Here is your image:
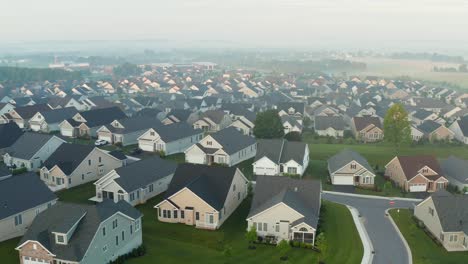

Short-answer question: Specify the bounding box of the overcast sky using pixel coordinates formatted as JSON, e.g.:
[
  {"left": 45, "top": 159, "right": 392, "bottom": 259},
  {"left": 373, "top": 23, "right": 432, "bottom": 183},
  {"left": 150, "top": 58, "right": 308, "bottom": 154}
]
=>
[{"left": 1, "top": 0, "right": 468, "bottom": 53}]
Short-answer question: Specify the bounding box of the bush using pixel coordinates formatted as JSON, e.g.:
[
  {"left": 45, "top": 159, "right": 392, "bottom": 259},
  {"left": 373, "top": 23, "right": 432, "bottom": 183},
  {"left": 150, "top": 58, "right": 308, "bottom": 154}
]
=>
[
  {"left": 114, "top": 142, "right": 123, "bottom": 148},
  {"left": 12, "top": 167, "right": 27, "bottom": 175},
  {"left": 292, "top": 241, "right": 300, "bottom": 247},
  {"left": 284, "top": 131, "right": 302, "bottom": 142},
  {"left": 108, "top": 245, "right": 146, "bottom": 264}
]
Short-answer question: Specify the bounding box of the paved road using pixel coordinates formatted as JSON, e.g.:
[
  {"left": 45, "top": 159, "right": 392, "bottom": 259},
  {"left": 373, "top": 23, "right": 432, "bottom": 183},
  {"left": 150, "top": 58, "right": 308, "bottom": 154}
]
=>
[{"left": 323, "top": 193, "right": 419, "bottom": 264}]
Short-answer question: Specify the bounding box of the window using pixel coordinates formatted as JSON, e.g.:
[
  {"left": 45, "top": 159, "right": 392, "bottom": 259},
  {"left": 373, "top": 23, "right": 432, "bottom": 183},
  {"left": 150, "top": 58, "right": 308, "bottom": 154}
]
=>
[
  {"left": 82, "top": 174, "right": 84, "bottom": 180},
  {"left": 149, "top": 184, "right": 154, "bottom": 192},
  {"left": 263, "top": 223, "right": 267, "bottom": 232},
  {"left": 130, "top": 193, "right": 135, "bottom": 201},
  {"left": 102, "top": 227, "right": 106, "bottom": 236},
  {"left": 181, "top": 211, "right": 185, "bottom": 219},
  {"left": 237, "top": 192, "right": 241, "bottom": 200},
  {"left": 208, "top": 214, "right": 214, "bottom": 224},
  {"left": 88, "top": 160, "right": 91, "bottom": 166},
  {"left": 99, "top": 157, "right": 102, "bottom": 163},
  {"left": 130, "top": 225, "right": 133, "bottom": 234},
  {"left": 299, "top": 227, "right": 308, "bottom": 232},
  {"left": 218, "top": 156, "right": 225, "bottom": 163},
  {"left": 449, "top": 234, "right": 458, "bottom": 242},
  {"left": 14, "top": 214, "right": 22, "bottom": 226},
  {"left": 428, "top": 207, "right": 434, "bottom": 216},
  {"left": 112, "top": 219, "right": 118, "bottom": 229},
  {"left": 350, "top": 163, "right": 357, "bottom": 169},
  {"left": 195, "top": 212, "right": 200, "bottom": 221},
  {"left": 115, "top": 236, "right": 119, "bottom": 246},
  {"left": 33, "top": 244, "right": 37, "bottom": 250},
  {"left": 233, "top": 184, "right": 236, "bottom": 191},
  {"left": 68, "top": 178, "right": 71, "bottom": 185},
  {"left": 135, "top": 219, "right": 140, "bottom": 231},
  {"left": 167, "top": 210, "right": 171, "bottom": 219},
  {"left": 103, "top": 245, "right": 107, "bottom": 252},
  {"left": 57, "top": 235, "right": 64, "bottom": 243},
  {"left": 121, "top": 231, "right": 125, "bottom": 241},
  {"left": 440, "top": 233, "right": 444, "bottom": 241},
  {"left": 207, "top": 141, "right": 212, "bottom": 146},
  {"left": 287, "top": 167, "right": 297, "bottom": 174},
  {"left": 174, "top": 210, "right": 178, "bottom": 219},
  {"left": 163, "top": 210, "right": 167, "bottom": 218},
  {"left": 275, "top": 224, "right": 280, "bottom": 232},
  {"left": 422, "top": 168, "right": 428, "bottom": 173},
  {"left": 257, "top": 222, "right": 263, "bottom": 231}
]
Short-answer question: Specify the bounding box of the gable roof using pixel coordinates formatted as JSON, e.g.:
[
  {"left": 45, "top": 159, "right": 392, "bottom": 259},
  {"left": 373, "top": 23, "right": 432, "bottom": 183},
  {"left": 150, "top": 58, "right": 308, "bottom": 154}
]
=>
[
  {"left": 107, "top": 116, "right": 162, "bottom": 134},
  {"left": 43, "top": 144, "right": 96, "bottom": 175},
  {"left": 254, "top": 139, "right": 307, "bottom": 165},
  {"left": 395, "top": 155, "right": 442, "bottom": 180},
  {"left": 455, "top": 116, "right": 468, "bottom": 137},
  {"left": 314, "top": 116, "right": 345, "bottom": 130},
  {"left": 353, "top": 116, "right": 382, "bottom": 131},
  {"left": 73, "top": 107, "right": 126, "bottom": 128},
  {"left": 18, "top": 200, "right": 141, "bottom": 262},
  {"left": 0, "top": 122, "right": 23, "bottom": 149},
  {"left": 209, "top": 127, "right": 256, "bottom": 155},
  {"left": 413, "top": 109, "right": 434, "bottom": 120},
  {"left": 39, "top": 107, "right": 78, "bottom": 124},
  {"left": 417, "top": 120, "right": 442, "bottom": 134},
  {"left": 152, "top": 122, "right": 202, "bottom": 142},
  {"left": 327, "top": 149, "right": 374, "bottom": 174},
  {"left": 114, "top": 156, "right": 177, "bottom": 192},
  {"left": 6, "top": 132, "right": 62, "bottom": 160},
  {"left": 200, "top": 110, "right": 226, "bottom": 124},
  {"left": 428, "top": 191, "right": 468, "bottom": 233},
  {"left": 0, "top": 172, "right": 57, "bottom": 220},
  {"left": 165, "top": 164, "right": 241, "bottom": 210},
  {"left": 13, "top": 104, "right": 51, "bottom": 119},
  {"left": 440, "top": 156, "right": 468, "bottom": 183},
  {"left": 247, "top": 176, "right": 321, "bottom": 229}
]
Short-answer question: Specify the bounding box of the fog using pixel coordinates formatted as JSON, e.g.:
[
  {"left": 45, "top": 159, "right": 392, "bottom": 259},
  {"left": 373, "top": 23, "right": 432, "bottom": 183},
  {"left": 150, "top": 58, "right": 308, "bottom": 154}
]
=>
[{"left": 1, "top": 0, "right": 468, "bottom": 54}]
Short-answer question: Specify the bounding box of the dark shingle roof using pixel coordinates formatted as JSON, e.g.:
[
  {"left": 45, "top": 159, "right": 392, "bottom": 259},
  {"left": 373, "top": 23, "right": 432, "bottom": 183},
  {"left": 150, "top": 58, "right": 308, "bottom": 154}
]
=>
[
  {"left": 248, "top": 176, "right": 321, "bottom": 229},
  {"left": 353, "top": 116, "right": 382, "bottom": 131},
  {"left": 429, "top": 191, "right": 468, "bottom": 233},
  {"left": 455, "top": 116, "right": 468, "bottom": 136},
  {"left": 114, "top": 156, "right": 177, "bottom": 192},
  {"left": 254, "top": 139, "right": 307, "bottom": 165},
  {"left": 18, "top": 200, "right": 141, "bottom": 262},
  {"left": 328, "top": 149, "right": 374, "bottom": 174},
  {"left": 413, "top": 109, "right": 434, "bottom": 120},
  {"left": 210, "top": 127, "right": 256, "bottom": 155},
  {"left": 74, "top": 106, "right": 126, "bottom": 128},
  {"left": 165, "top": 164, "right": 242, "bottom": 210},
  {"left": 13, "top": 104, "right": 51, "bottom": 119},
  {"left": 395, "top": 155, "right": 442, "bottom": 180},
  {"left": 43, "top": 144, "right": 95, "bottom": 175},
  {"left": 107, "top": 116, "right": 162, "bottom": 134},
  {"left": 440, "top": 156, "right": 468, "bottom": 183},
  {"left": 40, "top": 107, "right": 78, "bottom": 124},
  {"left": 0, "top": 173, "right": 57, "bottom": 219},
  {"left": 0, "top": 122, "right": 23, "bottom": 149},
  {"left": 314, "top": 116, "right": 345, "bottom": 130},
  {"left": 417, "top": 120, "right": 442, "bottom": 134},
  {"left": 6, "top": 133, "right": 62, "bottom": 160},
  {"left": 152, "top": 122, "right": 202, "bottom": 142}
]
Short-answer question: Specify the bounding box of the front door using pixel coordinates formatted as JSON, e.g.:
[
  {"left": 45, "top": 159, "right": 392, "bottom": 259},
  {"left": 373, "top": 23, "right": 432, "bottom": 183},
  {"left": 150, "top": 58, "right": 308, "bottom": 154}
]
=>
[{"left": 185, "top": 209, "right": 194, "bottom": 225}]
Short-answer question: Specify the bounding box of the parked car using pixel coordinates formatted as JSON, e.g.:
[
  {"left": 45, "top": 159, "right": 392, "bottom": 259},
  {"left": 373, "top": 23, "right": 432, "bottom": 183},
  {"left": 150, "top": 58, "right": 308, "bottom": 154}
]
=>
[
  {"left": 130, "top": 148, "right": 143, "bottom": 155},
  {"left": 94, "top": 139, "right": 108, "bottom": 146}
]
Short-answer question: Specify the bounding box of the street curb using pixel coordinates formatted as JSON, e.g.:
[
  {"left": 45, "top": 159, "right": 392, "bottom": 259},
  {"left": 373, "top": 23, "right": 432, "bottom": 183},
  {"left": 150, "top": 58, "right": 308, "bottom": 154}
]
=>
[
  {"left": 344, "top": 205, "right": 374, "bottom": 264},
  {"left": 386, "top": 209, "right": 413, "bottom": 264},
  {"left": 323, "top": 190, "right": 423, "bottom": 202}
]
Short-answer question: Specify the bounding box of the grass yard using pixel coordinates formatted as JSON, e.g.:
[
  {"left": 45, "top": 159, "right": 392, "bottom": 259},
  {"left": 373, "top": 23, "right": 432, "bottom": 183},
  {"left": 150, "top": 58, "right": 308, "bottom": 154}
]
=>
[{"left": 389, "top": 209, "right": 468, "bottom": 264}]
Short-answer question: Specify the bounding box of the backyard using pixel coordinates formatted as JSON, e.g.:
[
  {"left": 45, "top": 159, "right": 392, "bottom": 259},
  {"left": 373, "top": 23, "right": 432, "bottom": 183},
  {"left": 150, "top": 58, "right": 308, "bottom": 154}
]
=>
[{"left": 389, "top": 209, "right": 468, "bottom": 264}]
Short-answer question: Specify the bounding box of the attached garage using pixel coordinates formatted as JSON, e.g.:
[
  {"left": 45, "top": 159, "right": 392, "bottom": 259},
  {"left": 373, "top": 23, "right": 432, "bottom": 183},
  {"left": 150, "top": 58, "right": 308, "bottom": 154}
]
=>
[
  {"left": 139, "top": 140, "right": 155, "bottom": 152},
  {"left": 332, "top": 175, "right": 354, "bottom": 185},
  {"left": 409, "top": 183, "right": 427, "bottom": 192}
]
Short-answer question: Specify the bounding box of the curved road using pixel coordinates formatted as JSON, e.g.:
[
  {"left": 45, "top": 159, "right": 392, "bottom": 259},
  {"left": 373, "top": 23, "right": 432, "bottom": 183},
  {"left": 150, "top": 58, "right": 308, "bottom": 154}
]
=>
[{"left": 323, "top": 193, "right": 419, "bottom": 264}]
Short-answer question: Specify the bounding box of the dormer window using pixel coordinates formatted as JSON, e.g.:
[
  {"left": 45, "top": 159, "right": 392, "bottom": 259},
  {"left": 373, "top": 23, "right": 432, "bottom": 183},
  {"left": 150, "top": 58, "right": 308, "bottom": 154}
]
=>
[{"left": 55, "top": 234, "right": 66, "bottom": 245}]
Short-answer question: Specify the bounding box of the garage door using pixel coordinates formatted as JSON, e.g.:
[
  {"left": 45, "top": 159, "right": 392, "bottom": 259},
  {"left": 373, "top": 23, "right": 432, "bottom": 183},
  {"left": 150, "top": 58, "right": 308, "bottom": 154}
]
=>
[
  {"left": 22, "top": 256, "right": 48, "bottom": 264},
  {"left": 409, "top": 183, "right": 426, "bottom": 192},
  {"left": 332, "top": 175, "right": 354, "bottom": 185}
]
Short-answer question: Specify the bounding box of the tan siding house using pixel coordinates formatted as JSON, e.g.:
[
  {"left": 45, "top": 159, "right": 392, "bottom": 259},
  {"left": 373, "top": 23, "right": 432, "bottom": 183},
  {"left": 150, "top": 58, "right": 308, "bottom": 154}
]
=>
[{"left": 351, "top": 116, "right": 383, "bottom": 142}]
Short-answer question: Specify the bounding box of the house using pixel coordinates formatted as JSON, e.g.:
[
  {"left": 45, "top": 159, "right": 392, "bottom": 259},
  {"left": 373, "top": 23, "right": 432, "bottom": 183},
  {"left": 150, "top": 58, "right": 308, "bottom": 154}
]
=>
[
  {"left": 16, "top": 200, "right": 142, "bottom": 264},
  {"left": 385, "top": 155, "right": 448, "bottom": 192},
  {"left": 192, "top": 110, "right": 233, "bottom": 132},
  {"left": 440, "top": 156, "right": 468, "bottom": 192},
  {"left": 314, "top": 116, "right": 345, "bottom": 138},
  {"left": 281, "top": 115, "right": 303, "bottom": 135},
  {"left": 0, "top": 122, "right": 23, "bottom": 155},
  {"left": 29, "top": 107, "right": 78, "bottom": 133},
  {"left": 5, "top": 104, "right": 51, "bottom": 128},
  {"left": 0, "top": 102, "right": 15, "bottom": 116},
  {"left": 327, "top": 149, "right": 376, "bottom": 186},
  {"left": 417, "top": 120, "right": 454, "bottom": 141},
  {"left": 246, "top": 176, "right": 321, "bottom": 245},
  {"left": 253, "top": 139, "right": 309, "bottom": 176},
  {"left": 0, "top": 173, "right": 58, "bottom": 242},
  {"left": 414, "top": 191, "right": 468, "bottom": 252},
  {"left": 154, "top": 164, "right": 249, "bottom": 230},
  {"left": 59, "top": 107, "right": 126, "bottom": 138},
  {"left": 40, "top": 143, "right": 123, "bottom": 192},
  {"left": 185, "top": 127, "right": 257, "bottom": 166},
  {"left": 47, "top": 96, "right": 85, "bottom": 111},
  {"left": 138, "top": 122, "right": 203, "bottom": 155},
  {"left": 3, "top": 133, "right": 65, "bottom": 171},
  {"left": 411, "top": 109, "right": 438, "bottom": 125},
  {"left": 277, "top": 102, "right": 305, "bottom": 117},
  {"left": 93, "top": 156, "right": 177, "bottom": 206},
  {"left": 97, "top": 116, "right": 162, "bottom": 146},
  {"left": 161, "top": 109, "right": 194, "bottom": 125},
  {"left": 449, "top": 116, "right": 468, "bottom": 144},
  {"left": 351, "top": 116, "right": 384, "bottom": 142}
]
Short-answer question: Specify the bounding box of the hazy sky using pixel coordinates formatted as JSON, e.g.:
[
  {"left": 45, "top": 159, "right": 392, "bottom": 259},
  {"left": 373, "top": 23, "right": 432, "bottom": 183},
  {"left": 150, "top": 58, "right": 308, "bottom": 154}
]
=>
[{"left": 1, "top": 0, "right": 468, "bottom": 52}]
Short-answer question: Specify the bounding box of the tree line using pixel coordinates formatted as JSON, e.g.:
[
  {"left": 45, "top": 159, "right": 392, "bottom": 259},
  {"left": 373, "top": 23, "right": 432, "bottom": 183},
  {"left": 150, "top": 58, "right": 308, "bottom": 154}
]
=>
[{"left": 0, "top": 66, "right": 84, "bottom": 82}]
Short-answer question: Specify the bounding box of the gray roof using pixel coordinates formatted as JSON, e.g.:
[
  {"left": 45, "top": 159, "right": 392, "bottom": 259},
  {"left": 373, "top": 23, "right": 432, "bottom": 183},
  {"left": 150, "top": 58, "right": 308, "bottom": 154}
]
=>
[
  {"left": 0, "top": 173, "right": 57, "bottom": 219},
  {"left": 72, "top": 106, "right": 126, "bottom": 128},
  {"left": 327, "top": 149, "right": 374, "bottom": 174},
  {"left": 19, "top": 200, "right": 142, "bottom": 262},
  {"left": 153, "top": 122, "right": 202, "bottom": 142},
  {"left": 417, "top": 120, "right": 442, "bottom": 134},
  {"left": 429, "top": 191, "right": 468, "bottom": 234},
  {"left": 440, "top": 156, "right": 468, "bottom": 183},
  {"left": 0, "top": 122, "right": 23, "bottom": 149},
  {"left": 6, "top": 132, "right": 62, "bottom": 160},
  {"left": 210, "top": 127, "right": 256, "bottom": 155},
  {"left": 43, "top": 144, "right": 95, "bottom": 175},
  {"left": 412, "top": 109, "right": 434, "bottom": 120},
  {"left": 455, "top": 116, "right": 468, "bottom": 136},
  {"left": 281, "top": 115, "right": 303, "bottom": 129},
  {"left": 248, "top": 176, "right": 321, "bottom": 229},
  {"left": 40, "top": 107, "right": 78, "bottom": 124},
  {"left": 254, "top": 139, "right": 307, "bottom": 165},
  {"left": 314, "top": 116, "right": 345, "bottom": 131},
  {"left": 13, "top": 104, "right": 51, "bottom": 119},
  {"left": 107, "top": 116, "right": 162, "bottom": 134},
  {"left": 114, "top": 156, "right": 177, "bottom": 192},
  {"left": 165, "top": 164, "right": 242, "bottom": 210}
]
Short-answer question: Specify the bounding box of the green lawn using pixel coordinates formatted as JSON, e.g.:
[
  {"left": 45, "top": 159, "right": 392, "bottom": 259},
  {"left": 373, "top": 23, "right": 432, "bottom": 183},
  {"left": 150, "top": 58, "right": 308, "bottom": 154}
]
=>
[
  {"left": 389, "top": 209, "right": 468, "bottom": 264},
  {"left": 0, "top": 238, "right": 20, "bottom": 264}
]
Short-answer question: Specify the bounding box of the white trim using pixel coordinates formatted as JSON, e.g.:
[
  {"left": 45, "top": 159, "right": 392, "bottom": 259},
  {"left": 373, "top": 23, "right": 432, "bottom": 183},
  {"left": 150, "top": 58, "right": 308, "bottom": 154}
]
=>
[
  {"left": 246, "top": 202, "right": 304, "bottom": 221},
  {"left": 15, "top": 240, "right": 56, "bottom": 256}
]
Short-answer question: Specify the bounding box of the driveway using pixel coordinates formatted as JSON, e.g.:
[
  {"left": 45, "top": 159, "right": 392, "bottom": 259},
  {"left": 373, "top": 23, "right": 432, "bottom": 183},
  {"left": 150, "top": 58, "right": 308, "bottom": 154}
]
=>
[{"left": 323, "top": 193, "right": 419, "bottom": 264}]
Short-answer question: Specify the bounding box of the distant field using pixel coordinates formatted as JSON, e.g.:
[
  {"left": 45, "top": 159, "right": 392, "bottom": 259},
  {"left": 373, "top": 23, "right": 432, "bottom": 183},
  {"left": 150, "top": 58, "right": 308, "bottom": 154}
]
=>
[{"left": 350, "top": 57, "right": 468, "bottom": 89}]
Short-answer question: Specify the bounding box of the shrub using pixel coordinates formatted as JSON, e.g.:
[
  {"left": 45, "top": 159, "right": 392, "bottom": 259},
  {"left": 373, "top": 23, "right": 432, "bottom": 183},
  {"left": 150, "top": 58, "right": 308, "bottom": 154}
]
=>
[
  {"left": 293, "top": 241, "right": 300, "bottom": 247},
  {"left": 108, "top": 245, "right": 146, "bottom": 264},
  {"left": 12, "top": 167, "right": 27, "bottom": 175}
]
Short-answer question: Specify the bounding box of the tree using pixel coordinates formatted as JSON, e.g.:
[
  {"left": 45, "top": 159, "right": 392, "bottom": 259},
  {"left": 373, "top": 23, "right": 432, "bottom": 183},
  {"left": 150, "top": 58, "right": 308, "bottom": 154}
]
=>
[
  {"left": 284, "top": 131, "right": 302, "bottom": 141},
  {"left": 383, "top": 103, "right": 411, "bottom": 152},
  {"left": 113, "top": 63, "right": 141, "bottom": 77},
  {"left": 253, "top": 110, "right": 284, "bottom": 139},
  {"left": 245, "top": 225, "right": 257, "bottom": 248},
  {"left": 277, "top": 239, "right": 291, "bottom": 261}
]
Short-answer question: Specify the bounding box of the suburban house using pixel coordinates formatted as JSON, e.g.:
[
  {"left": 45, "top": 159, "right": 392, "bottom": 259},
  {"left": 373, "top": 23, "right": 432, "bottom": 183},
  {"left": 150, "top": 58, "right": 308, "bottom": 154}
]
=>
[
  {"left": 417, "top": 120, "right": 454, "bottom": 141},
  {"left": 154, "top": 164, "right": 249, "bottom": 230},
  {"left": 414, "top": 191, "right": 468, "bottom": 251},
  {"left": 385, "top": 155, "right": 449, "bottom": 192},
  {"left": 16, "top": 200, "right": 143, "bottom": 264},
  {"left": 314, "top": 116, "right": 345, "bottom": 138},
  {"left": 246, "top": 176, "right": 321, "bottom": 245},
  {"left": 3, "top": 133, "right": 65, "bottom": 171},
  {"left": 0, "top": 122, "right": 23, "bottom": 155},
  {"left": 228, "top": 111, "right": 256, "bottom": 136},
  {"left": 253, "top": 139, "right": 309, "bottom": 176},
  {"left": 161, "top": 109, "right": 194, "bottom": 125},
  {"left": 192, "top": 109, "right": 233, "bottom": 132},
  {"left": 137, "top": 122, "right": 203, "bottom": 155},
  {"left": 411, "top": 125, "right": 425, "bottom": 141},
  {"left": 185, "top": 127, "right": 257, "bottom": 166},
  {"left": 59, "top": 106, "right": 126, "bottom": 138},
  {"left": 411, "top": 109, "right": 439, "bottom": 125},
  {"left": 93, "top": 156, "right": 177, "bottom": 206},
  {"left": 40, "top": 143, "right": 123, "bottom": 191},
  {"left": 449, "top": 116, "right": 468, "bottom": 144},
  {"left": 327, "top": 149, "right": 375, "bottom": 186},
  {"left": 96, "top": 116, "right": 162, "bottom": 146},
  {"left": 277, "top": 102, "right": 305, "bottom": 118},
  {"left": 0, "top": 173, "right": 57, "bottom": 242},
  {"left": 281, "top": 115, "right": 303, "bottom": 135},
  {"left": 351, "top": 116, "right": 384, "bottom": 142},
  {"left": 0, "top": 102, "right": 15, "bottom": 116},
  {"left": 47, "top": 96, "right": 85, "bottom": 111},
  {"left": 440, "top": 156, "right": 468, "bottom": 192},
  {"left": 29, "top": 107, "right": 78, "bottom": 133},
  {"left": 5, "top": 104, "right": 51, "bottom": 128}
]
